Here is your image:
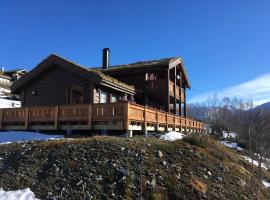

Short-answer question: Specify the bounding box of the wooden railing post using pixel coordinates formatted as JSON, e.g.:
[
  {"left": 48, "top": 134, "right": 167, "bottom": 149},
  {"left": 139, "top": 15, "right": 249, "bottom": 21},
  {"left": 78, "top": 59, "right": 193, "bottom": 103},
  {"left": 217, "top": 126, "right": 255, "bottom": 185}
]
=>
[
  {"left": 174, "top": 115, "right": 176, "bottom": 131},
  {"left": 88, "top": 104, "right": 92, "bottom": 129},
  {"left": 24, "top": 107, "right": 29, "bottom": 129},
  {"left": 166, "top": 113, "right": 168, "bottom": 131},
  {"left": 156, "top": 110, "right": 159, "bottom": 132},
  {"left": 54, "top": 105, "right": 59, "bottom": 129},
  {"left": 123, "top": 102, "right": 129, "bottom": 131},
  {"left": 0, "top": 109, "right": 3, "bottom": 129},
  {"left": 143, "top": 107, "right": 147, "bottom": 133}
]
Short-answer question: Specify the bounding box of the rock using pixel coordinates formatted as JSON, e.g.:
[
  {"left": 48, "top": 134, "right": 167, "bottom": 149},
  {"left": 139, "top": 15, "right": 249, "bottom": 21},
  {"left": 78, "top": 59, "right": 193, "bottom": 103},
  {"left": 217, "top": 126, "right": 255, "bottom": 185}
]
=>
[
  {"left": 162, "top": 161, "right": 167, "bottom": 166},
  {"left": 239, "top": 179, "right": 246, "bottom": 187},
  {"left": 158, "top": 176, "right": 164, "bottom": 182},
  {"left": 120, "top": 147, "right": 125, "bottom": 151},
  {"left": 157, "top": 150, "right": 163, "bottom": 158},
  {"left": 118, "top": 168, "right": 128, "bottom": 177},
  {"left": 217, "top": 177, "right": 223, "bottom": 181},
  {"left": 77, "top": 180, "right": 83, "bottom": 186},
  {"left": 204, "top": 175, "right": 208, "bottom": 179},
  {"left": 97, "top": 175, "right": 103, "bottom": 181},
  {"left": 207, "top": 171, "right": 212, "bottom": 176}
]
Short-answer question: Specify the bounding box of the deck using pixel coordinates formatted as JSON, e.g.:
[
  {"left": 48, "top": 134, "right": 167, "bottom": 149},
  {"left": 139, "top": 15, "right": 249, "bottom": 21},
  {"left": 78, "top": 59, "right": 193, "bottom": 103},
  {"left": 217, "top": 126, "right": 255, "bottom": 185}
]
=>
[{"left": 0, "top": 102, "right": 203, "bottom": 133}]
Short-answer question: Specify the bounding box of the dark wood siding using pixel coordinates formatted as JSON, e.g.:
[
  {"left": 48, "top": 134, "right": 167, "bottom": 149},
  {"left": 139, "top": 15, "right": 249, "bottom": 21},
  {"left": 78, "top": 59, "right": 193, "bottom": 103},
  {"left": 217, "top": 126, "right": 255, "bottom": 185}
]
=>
[{"left": 22, "top": 65, "right": 92, "bottom": 106}]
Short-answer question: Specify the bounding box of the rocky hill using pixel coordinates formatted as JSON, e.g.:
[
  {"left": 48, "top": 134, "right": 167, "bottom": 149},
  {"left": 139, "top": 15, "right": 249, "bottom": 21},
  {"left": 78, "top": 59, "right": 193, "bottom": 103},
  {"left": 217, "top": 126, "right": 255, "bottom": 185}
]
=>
[{"left": 0, "top": 135, "right": 269, "bottom": 200}]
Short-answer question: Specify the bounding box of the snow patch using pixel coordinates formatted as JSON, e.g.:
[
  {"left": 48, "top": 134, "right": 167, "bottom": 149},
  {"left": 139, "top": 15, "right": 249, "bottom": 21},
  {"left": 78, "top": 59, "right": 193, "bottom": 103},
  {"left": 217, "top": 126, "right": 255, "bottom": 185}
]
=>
[
  {"left": 222, "top": 131, "right": 237, "bottom": 139},
  {"left": 0, "top": 188, "right": 39, "bottom": 200},
  {"left": 241, "top": 155, "right": 269, "bottom": 170},
  {"left": 262, "top": 180, "right": 270, "bottom": 188},
  {"left": 160, "top": 131, "right": 185, "bottom": 141},
  {"left": 0, "top": 98, "right": 20, "bottom": 108},
  {"left": 0, "top": 131, "right": 64, "bottom": 145},
  {"left": 220, "top": 141, "right": 243, "bottom": 151}
]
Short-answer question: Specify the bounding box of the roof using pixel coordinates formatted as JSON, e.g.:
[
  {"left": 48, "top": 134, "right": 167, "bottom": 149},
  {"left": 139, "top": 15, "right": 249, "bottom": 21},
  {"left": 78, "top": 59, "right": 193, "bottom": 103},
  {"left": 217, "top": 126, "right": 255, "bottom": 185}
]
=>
[
  {"left": 100, "top": 57, "right": 178, "bottom": 71},
  {"left": 97, "top": 57, "right": 191, "bottom": 88},
  {"left": 4, "top": 69, "right": 27, "bottom": 73},
  {"left": 0, "top": 73, "right": 11, "bottom": 80},
  {"left": 11, "top": 54, "right": 135, "bottom": 95}
]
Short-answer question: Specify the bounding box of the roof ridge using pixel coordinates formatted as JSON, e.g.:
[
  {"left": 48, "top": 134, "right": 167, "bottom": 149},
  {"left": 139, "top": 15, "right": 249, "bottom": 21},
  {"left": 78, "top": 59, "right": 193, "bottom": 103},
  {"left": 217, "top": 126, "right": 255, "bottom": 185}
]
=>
[{"left": 109, "top": 56, "right": 180, "bottom": 68}]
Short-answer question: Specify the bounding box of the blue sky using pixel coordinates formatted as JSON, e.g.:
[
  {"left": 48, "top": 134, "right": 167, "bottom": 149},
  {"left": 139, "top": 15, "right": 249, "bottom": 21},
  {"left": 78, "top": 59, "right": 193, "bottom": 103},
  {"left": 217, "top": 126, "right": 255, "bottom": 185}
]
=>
[{"left": 0, "top": 0, "right": 270, "bottom": 105}]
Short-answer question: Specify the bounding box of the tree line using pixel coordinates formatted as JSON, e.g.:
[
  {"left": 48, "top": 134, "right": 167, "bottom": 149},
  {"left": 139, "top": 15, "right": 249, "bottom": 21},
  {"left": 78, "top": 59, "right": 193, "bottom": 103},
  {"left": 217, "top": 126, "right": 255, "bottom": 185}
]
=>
[{"left": 188, "top": 95, "right": 270, "bottom": 170}]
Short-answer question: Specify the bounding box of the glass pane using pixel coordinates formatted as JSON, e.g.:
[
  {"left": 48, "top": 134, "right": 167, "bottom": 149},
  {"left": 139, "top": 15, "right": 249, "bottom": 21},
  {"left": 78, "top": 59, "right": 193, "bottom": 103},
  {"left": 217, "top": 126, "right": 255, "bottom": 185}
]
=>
[
  {"left": 100, "top": 91, "right": 107, "bottom": 103},
  {"left": 111, "top": 95, "right": 117, "bottom": 103}
]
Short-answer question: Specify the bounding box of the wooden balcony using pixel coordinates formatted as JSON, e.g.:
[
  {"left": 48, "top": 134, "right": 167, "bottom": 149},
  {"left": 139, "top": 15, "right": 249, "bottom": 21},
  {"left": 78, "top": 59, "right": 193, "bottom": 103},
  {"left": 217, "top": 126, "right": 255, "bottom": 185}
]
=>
[
  {"left": 146, "top": 80, "right": 185, "bottom": 102},
  {"left": 0, "top": 102, "right": 204, "bottom": 132},
  {"left": 169, "top": 81, "right": 184, "bottom": 102}
]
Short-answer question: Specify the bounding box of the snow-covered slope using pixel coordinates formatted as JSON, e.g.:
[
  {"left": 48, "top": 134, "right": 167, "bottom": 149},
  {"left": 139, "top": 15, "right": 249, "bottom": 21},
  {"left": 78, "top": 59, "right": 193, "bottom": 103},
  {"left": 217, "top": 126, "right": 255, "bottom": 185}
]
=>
[
  {"left": 0, "top": 131, "right": 64, "bottom": 145},
  {"left": 0, "top": 188, "right": 39, "bottom": 200}
]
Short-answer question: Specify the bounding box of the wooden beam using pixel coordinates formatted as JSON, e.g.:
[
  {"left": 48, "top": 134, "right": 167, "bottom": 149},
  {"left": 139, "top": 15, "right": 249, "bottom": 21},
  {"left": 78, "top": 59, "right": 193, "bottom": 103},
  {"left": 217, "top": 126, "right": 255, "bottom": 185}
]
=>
[
  {"left": 179, "top": 71, "right": 182, "bottom": 116},
  {"left": 174, "top": 66, "right": 177, "bottom": 114},
  {"left": 184, "top": 87, "right": 187, "bottom": 117},
  {"left": 167, "top": 69, "right": 170, "bottom": 112}
]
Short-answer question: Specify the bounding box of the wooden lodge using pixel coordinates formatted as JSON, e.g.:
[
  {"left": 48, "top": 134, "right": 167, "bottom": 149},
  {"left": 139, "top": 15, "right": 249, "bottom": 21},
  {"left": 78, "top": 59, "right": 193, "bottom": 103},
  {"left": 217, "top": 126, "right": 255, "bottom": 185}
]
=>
[{"left": 0, "top": 49, "right": 203, "bottom": 135}]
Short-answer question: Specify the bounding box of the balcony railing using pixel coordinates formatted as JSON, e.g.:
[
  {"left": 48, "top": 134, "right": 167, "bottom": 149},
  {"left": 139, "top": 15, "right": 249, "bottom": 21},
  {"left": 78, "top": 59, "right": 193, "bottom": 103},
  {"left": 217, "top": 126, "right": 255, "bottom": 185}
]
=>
[{"left": 0, "top": 102, "right": 204, "bottom": 132}]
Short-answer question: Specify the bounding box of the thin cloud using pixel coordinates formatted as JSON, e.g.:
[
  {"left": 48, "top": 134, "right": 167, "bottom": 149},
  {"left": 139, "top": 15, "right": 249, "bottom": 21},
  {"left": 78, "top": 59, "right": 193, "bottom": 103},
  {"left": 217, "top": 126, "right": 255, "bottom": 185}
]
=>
[{"left": 189, "top": 72, "right": 270, "bottom": 106}]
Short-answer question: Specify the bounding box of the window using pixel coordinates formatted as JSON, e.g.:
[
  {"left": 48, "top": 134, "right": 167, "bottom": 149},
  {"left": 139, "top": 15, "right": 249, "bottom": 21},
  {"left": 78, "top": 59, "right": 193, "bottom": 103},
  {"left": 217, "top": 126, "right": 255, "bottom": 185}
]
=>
[
  {"left": 69, "top": 86, "right": 84, "bottom": 104},
  {"left": 111, "top": 94, "right": 118, "bottom": 103},
  {"left": 100, "top": 91, "right": 107, "bottom": 103}
]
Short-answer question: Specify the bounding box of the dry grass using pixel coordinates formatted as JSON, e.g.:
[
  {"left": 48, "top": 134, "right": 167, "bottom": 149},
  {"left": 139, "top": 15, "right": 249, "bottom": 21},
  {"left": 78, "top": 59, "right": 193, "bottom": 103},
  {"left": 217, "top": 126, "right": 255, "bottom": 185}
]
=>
[{"left": 191, "top": 178, "right": 207, "bottom": 193}]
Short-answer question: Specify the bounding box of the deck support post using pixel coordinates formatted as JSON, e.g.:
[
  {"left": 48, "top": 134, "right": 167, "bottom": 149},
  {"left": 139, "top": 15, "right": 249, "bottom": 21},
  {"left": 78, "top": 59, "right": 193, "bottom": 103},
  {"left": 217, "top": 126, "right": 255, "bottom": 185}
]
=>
[{"left": 126, "top": 130, "right": 133, "bottom": 138}]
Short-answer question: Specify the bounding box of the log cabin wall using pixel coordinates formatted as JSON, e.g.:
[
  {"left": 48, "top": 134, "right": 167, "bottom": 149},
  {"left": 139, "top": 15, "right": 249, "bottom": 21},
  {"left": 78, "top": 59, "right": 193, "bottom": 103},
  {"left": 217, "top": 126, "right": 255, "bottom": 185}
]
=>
[{"left": 21, "top": 65, "right": 92, "bottom": 107}]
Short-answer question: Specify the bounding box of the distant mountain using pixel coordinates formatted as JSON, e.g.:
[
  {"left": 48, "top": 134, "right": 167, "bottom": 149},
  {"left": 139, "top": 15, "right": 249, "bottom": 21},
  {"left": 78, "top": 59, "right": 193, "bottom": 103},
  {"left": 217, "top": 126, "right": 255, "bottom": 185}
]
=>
[{"left": 254, "top": 102, "right": 270, "bottom": 110}]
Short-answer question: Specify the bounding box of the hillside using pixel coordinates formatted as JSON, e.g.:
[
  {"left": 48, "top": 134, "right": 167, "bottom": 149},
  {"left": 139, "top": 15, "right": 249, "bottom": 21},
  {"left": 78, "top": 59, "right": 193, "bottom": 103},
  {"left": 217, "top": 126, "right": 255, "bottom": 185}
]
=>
[
  {"left": 254, "top": 101, "right": 270, "bottom": 110},
  {"left": 0, "top": 135, "right": 269, "bottom": 199}
]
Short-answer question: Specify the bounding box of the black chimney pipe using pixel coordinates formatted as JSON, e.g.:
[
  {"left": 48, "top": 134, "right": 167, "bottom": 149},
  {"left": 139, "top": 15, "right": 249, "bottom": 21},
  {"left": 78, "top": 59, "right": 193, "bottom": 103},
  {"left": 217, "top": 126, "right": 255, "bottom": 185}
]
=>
[{"left": 102, "top": 48, "right": 110, "bottom": 69}]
